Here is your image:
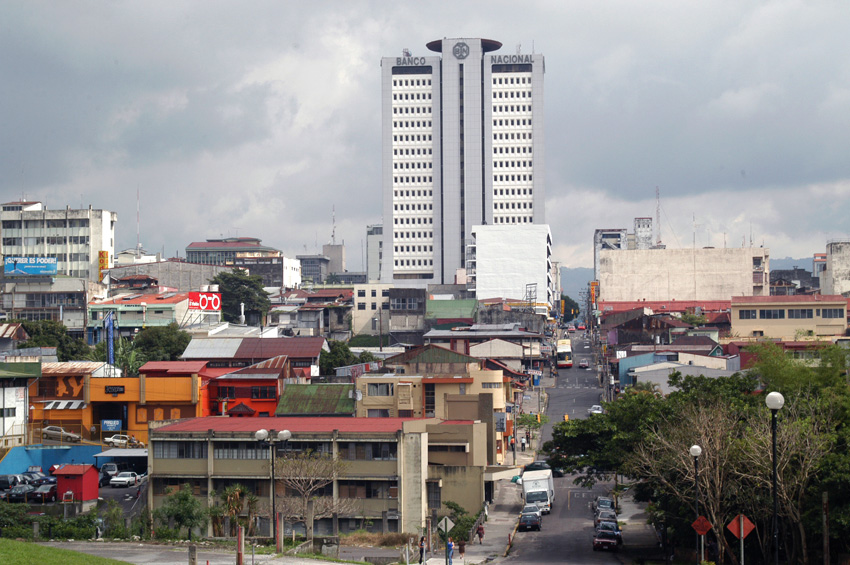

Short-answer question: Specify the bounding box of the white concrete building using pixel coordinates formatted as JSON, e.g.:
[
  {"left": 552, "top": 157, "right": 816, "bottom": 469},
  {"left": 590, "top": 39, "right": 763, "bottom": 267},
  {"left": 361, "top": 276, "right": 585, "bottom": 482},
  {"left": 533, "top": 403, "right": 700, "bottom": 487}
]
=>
[
  {"left": 352, "top": 282, "right": 393, "bottom": 336},
  {"left": 366, "top": 224, "right": 383, "bottom": 282},
  {"left": 468, "top": 224, "right": 553, "bottom": 307},
  {"left": 1, "top": 201, "right": 117, "bottom": 282},
  {"left": 598, "top": 247, "right": 770, "bottom": 302},
  {"left": 282, "top": 256, "right": 302, "bottom": 289},
  {"left": 822, "top": 239, "right": 850, "bottom": 296},
  {"left": 381, "top": 38, "right": 545, "bottom": 286}
]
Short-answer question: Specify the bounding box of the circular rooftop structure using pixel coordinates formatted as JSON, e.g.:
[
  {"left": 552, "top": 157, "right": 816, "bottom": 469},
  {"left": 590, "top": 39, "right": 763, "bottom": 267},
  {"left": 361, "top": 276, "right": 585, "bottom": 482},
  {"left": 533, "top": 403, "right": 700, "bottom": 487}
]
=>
[{"left": 426, "top": 39, "right": 502, "bottom": 53}]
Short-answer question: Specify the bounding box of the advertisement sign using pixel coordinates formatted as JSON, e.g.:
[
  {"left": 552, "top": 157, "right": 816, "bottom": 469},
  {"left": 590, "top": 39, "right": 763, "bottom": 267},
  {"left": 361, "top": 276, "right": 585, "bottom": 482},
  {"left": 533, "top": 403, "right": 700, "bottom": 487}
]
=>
[
  {"left": 105, "top": 385, "right": 125, "bottom": 395},
  {"left": 101, "top": 419, "right": 122, "bottom": 432},
  {"left": 98, "top": 251, "right": 109, "bottom": 281},
  {"left": 589, "top": 280, "right": 599, "bottom": 306},
  {"left": 4, "top": 256, "right": 58, "bottom": 276},
  {"left": 189, "top": 292, "right": 222, "bottom": 311}
]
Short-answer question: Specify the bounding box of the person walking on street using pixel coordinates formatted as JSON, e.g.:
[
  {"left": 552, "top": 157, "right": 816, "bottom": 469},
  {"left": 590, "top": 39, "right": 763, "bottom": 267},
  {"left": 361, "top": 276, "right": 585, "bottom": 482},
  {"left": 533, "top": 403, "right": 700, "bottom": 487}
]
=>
[
  {"left": 458, "top": 538, "right": 466, "bottom": 561},
  {"left": 418, "top": 536, "right": 426, "bottom": 564},
  {"left": 477, "top": 523, "right": 485, "bottom": 544},
  {"left": 447, "top": 537, "right": 454, "bottom": 565},
  {"left": 520, "top": 435, "right": 527, "bottom": 452}
]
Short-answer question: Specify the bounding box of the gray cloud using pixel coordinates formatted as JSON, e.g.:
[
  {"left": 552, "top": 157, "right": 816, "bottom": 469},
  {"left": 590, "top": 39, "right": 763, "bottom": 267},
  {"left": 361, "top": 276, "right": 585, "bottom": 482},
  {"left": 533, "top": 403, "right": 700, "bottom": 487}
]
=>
[{"left": 2, "top": 1, "right": 849, "bottom": 270}]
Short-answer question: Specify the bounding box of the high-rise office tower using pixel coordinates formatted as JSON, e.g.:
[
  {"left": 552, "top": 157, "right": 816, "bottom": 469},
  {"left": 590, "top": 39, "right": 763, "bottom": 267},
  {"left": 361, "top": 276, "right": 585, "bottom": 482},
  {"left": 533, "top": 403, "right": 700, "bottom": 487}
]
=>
[{"left": 381, "top": 38, "right": 545, "bottom": 285}]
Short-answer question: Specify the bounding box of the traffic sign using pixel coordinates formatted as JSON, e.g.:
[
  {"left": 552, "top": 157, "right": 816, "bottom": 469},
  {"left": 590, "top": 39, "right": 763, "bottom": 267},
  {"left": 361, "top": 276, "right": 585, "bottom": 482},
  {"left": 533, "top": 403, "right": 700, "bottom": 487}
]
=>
[
  {"left": 438, "top": 516, "right": 455, "bottom": 533},
  {"left": 691, "top": 516, "right": 711, "bottom": 536},
  {"left": 727, "top": 514, "right": 755, "bottom": 539}
]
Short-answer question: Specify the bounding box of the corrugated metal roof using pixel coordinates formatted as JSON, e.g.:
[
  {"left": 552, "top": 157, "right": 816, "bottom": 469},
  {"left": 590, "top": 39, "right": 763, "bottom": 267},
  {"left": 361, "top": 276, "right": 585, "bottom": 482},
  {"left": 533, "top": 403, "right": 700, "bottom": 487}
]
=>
[
  {"left": 140, "top": 361, "right": 209, "bottom": 374},
  {"left": 155, "top": 415, "right": 409, "bottom": 434},
  {"left": 41, "top": 362, "right": 107, "bottom": 375},
  {"left": 384, "top": 344, "right": 479, "bottom": 366},
  {"left": 90, "top": 292, "right": 189, "bottom": 306},
  {"left": 0, "top": 323, "right": 28, "bottom": 340},
  {"left": 55, "top": 464, "right": 95, "bottom": 475},
  {"left": 276, "top": 384, "right": 355, "bottom": 416},
  {"left": 181, "top": 338, "right": 242, "bottom": 359},
  {"left": 234, "top": 337, "right": 326, "bottom": 359}
]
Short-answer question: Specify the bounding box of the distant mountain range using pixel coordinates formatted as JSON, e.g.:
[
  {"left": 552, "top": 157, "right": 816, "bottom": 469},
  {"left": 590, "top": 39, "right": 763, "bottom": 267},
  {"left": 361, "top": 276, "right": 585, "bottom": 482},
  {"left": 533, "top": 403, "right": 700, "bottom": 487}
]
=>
[{"left": 559, "top": 257, "right": 812, "bottom": 302}]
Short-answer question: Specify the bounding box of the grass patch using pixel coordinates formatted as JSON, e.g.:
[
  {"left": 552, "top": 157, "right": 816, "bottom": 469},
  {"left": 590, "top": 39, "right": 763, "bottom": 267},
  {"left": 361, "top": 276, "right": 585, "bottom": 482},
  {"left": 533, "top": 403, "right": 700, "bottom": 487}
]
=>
[
  {"left": 0, "top": 538, "right": 131, "bottom": 565},
  {"left": 340, "top": 530, "right": 413, "bottom": 547}
]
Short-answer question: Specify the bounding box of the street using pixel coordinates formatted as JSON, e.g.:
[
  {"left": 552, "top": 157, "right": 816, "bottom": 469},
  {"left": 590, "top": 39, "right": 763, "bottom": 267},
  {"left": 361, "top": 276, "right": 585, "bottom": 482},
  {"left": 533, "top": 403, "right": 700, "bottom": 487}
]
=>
[{"left": 505, "top": 332, "right": 623, "bottom": 564}]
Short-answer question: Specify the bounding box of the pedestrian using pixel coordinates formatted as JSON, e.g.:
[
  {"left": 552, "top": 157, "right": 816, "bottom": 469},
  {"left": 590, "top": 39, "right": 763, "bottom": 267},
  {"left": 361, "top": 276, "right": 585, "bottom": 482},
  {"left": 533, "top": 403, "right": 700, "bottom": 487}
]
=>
[
  {"left": 458, "top": 538, "right": 465, "bottom": 561},
  {"left": 520, "top": 435, "right": 527, "bottom": 452},
  {"left": 477, "top": 523, "right": 485, "bottom": 544},
  {"left": 418, "top": 536, "right": 426, "bottom": 564},
  {"left": 447, "top": 537, "right": 454, "bottom": 565}
]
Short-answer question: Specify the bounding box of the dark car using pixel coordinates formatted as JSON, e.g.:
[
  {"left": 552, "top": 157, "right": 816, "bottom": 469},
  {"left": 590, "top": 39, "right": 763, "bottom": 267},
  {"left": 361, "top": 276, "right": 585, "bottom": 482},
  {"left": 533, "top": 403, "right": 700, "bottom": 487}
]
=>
[
  {"left": 518, "top": 514, "right": 542, "bottom": 532},
  {"left": 593, "top": 530, "right": 619, "bottom": 551},
  {"left": 592, "top": 496, "right": 615, "bottom": 513},
  {"left": 0, "top": 474, "right": 26, "bottom": 491},
  {"left": 596, "top": 520, "right": 622, "bottom": 544},
  {"left": 523, "top": 461, "right": 550, "bottom": 474},
  {"left": 23, "top": 472, "right": 55, "bottom": 486},
  {"left": 7, "top": 484, "right": 36, "bottom": 503},
  {"left": 32, "top": 484, "right": 58, "bottom": 503}
]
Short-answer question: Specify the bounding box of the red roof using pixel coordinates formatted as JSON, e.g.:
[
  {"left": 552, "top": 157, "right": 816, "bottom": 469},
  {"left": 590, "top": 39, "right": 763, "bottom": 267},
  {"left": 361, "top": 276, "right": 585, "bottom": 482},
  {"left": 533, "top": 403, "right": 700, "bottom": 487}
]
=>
[
  {"left": 91, "top": 292, "right": 190, "bottom": 305},
  {"left": 731, "top": 295, "right": 848, "bottom": 304},
  {"left": 600, "top": 300, "right": 731, "bottom": 314},
  {"left": 56, "top": 464, "right": 95, "bottom": 476},
  {"left": 140, "top": 361, "right": 209, "bottom": 374},
  {"left": 234, "top": 337, "right": 325, "bottom": 359},
  {"left": 155, "top": 416, "right": 415, "bottom": 434}
]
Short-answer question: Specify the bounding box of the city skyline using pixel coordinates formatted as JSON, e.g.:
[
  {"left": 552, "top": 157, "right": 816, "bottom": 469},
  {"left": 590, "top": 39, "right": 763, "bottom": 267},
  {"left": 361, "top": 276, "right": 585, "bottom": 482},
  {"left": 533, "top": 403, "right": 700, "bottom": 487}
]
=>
[{"left": 2, "top": 2, "right": 849, "bottom": 271}]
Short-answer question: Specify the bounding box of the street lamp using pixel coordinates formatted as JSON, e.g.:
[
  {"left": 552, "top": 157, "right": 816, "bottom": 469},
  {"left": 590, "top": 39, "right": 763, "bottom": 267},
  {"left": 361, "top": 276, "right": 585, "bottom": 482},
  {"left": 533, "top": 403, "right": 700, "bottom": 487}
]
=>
[
  {"left": 765, "top": 391, "right": 785, "bottom": 565},
  {"left": 689, "top": 444, "right": 702, "bottom": 565},
  {"left": 255, "top": 428, "right": 291, "bottom": 550}
]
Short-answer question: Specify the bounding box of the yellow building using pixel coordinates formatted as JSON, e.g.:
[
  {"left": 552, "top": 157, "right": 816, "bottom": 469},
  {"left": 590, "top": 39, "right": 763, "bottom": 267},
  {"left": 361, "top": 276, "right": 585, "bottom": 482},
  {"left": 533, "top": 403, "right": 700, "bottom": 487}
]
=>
[{"left": 730, "top": 295, "right": 847, "bottom": 340}]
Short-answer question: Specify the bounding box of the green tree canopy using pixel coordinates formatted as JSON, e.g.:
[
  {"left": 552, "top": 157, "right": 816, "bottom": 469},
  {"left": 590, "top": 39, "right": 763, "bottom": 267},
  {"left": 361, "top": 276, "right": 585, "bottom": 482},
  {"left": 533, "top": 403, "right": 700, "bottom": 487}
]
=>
[
  {"left": 560, "top": 294, "right": 580, "bottom": 322},
  {"left": 319, "top": 340, "right": 374, "bottom": 375},
  {"left": 131, "top": 323, "right": 191, "bottom": 361},
  {"left": 153, "top": 483, "right": 209, "bottom": 539},
  {"left": 209, "top": 268, "right": 271, "bottom": 324},
  {"left": 15, "top": 319, "right": 91, "bottom": 361}
]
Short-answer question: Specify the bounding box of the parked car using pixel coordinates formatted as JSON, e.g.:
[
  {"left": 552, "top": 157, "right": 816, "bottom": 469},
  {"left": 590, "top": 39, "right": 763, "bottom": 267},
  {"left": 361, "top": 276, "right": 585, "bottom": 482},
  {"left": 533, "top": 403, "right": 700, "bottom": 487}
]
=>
[
  {"left": 595, "top": 509, "right": 618, "bottom": 526},
  {"left": 103, "top": 434, "right": 144, "bottom": 448},
  {"left": 7, "top": 484, "right": 36, "bottom": 503},
  {"left": 23, "top": 471, "right": 55, "bottom": 486},
  {"left": 99, "top": 472, "right": 112, "bottom": 487},
  {"left": 518, "top": 514, "right": 542, "bottom": 532},
  {"left": 587, "top": 405, "right": 604, "bottom": 415},
  {"left": 42, "top": 426, "right": 81, "bottom": 442},
  {"left": 592, "top": 496, "right": 615, "bottom": 513},
  {"left": 596, "top": 520, "right": 622, "bottom": 544},
  {"left": 522, "top": 461, "right": 550, "bottom": 474},
  {"left": 32, "top": 484, "right": 58, "bottom": 503},
  {"left": 0, "top": 474, "right": 26, "bottom": 491},
  {"left": 520, "top": 504, "right": 543, "bottom": 519},
  {"left": 110, "top": 472, "right": 140, "bottom": 488},
  {"left": 100, "top": 462, "right": 130, "bottom": 478},
  {"left": 593, "top": 529, "right": 619, "bottom": 551}
]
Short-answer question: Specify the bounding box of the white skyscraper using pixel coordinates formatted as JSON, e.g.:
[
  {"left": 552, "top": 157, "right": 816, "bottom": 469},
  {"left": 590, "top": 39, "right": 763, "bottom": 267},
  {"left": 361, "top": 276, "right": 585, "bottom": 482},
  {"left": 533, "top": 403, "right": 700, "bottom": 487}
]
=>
[{"left": 381, "top": 38, "right": 545, "bottom": 285}]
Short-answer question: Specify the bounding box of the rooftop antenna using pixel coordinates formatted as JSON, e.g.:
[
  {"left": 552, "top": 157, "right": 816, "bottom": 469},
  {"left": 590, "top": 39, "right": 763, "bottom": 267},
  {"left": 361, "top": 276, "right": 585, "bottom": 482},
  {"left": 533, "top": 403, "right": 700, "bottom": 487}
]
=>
[
  {"left": 655, "top": 187, "right": 661, "bottom": 246},
  {"left": 331, "top": 206, "right": 336, "bottom": 245},
  {"left": 136, "top": 187, "right": 141, "bottom": 258},
  {"left": 402, "top": 48, "right": 411, "bottom": 57}
]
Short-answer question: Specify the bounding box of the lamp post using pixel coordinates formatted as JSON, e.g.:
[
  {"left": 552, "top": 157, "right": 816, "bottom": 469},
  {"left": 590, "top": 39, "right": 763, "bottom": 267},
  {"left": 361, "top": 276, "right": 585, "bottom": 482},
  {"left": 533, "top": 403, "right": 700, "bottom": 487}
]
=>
[
  {"left": 766, "top": 391, "right": 785, "bottom": 565},
  {"left": 255, "top": 428, "right": 291, "bottom": 550},
  {"left": 689, "top": 444, "right": 702, "bottom": 565}
]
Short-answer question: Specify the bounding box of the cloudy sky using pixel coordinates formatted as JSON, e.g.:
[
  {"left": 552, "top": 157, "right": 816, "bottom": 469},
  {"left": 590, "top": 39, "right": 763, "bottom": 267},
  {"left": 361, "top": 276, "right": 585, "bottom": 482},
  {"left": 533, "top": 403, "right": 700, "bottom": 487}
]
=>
[{"left": 3, "top": 1, "right": 849, "bottom": 270}]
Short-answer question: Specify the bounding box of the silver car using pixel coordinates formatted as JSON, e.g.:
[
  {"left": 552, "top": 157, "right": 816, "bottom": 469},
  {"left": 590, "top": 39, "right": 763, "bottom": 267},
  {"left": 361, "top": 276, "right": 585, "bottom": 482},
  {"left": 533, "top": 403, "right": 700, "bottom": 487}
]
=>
[{"left": 42, "top": 426, "right": 81, "bottom": 442}]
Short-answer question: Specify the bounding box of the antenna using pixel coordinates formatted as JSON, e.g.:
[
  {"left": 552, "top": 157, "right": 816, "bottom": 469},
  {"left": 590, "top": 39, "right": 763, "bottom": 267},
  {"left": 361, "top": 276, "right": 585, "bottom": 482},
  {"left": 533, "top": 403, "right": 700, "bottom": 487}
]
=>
[
  {"left": 136, "top": 187, "right": 141, "bottom": 258},
  {"left": 331, "top": 206, "right": 336, "bottom": 245},
  {"left": 655, "top": 187, "right": 661, "bottom": 246}
]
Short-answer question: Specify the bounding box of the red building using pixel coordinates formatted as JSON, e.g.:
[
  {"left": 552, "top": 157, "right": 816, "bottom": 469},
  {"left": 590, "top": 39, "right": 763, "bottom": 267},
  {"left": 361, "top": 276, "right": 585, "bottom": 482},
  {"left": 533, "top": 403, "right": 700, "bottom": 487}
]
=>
[
  {"left": 211, "top": 355, "right": 293, "bottom": 417},
  {"left": 56, "top": 464, "right": 99, "bottom": 504}
]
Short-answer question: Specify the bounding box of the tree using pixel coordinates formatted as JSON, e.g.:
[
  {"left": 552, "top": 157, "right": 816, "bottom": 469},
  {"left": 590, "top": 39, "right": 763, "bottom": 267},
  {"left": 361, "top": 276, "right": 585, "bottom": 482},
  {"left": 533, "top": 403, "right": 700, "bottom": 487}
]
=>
[
  {"left": 560, "top": 294, "right": 580, "bottom": 322},
  {"left": 87, "top": 336, "right": 147, "bottom": 376},
  {"left": 319, "top": 340, "right": 360, "bottom": 375},
  {"left": 132, "top": 323, "right": 191, "bottom": 362},
  {"left": 678, "top": 312, "right": 706, "bottom": 326},
  {"left": 153, "top": 483, "right": 209, "bottom": 539},
  {"left": 275, "top": 449, "right": 352, "bottom": 537},
  {"left": 209, "top": 268, "right": 271, "bottom": 324},
  {"left": 15, "top": 319, "right": 91, "bottom": 361}
]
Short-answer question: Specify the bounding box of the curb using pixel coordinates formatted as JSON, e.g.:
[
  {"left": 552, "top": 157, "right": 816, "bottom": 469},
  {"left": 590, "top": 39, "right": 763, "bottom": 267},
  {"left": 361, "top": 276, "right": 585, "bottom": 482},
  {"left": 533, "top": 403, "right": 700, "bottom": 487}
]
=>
[{"left": 502, "top": 518, "right": 519, "bottom": 557}]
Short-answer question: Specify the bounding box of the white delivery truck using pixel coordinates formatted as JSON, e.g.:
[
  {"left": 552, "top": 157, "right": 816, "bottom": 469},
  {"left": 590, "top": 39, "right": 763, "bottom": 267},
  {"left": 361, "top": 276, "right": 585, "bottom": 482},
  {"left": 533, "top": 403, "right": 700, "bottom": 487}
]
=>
[{"left": 518, "top": 469, "right": 554, "bottom": 514}]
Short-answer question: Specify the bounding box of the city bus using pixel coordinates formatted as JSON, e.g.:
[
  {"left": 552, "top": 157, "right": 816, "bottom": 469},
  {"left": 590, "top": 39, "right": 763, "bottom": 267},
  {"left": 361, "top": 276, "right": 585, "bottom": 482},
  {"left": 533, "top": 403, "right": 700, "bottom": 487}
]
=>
[{"left": 556, "top": 339, "right": 573, "bottom": 368}]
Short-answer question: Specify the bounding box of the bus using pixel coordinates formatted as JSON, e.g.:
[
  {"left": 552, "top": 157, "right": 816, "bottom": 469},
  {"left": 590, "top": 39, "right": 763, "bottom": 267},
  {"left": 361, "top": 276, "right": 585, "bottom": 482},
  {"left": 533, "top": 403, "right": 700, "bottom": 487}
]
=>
[{"left": 556, "top": 339, "right": 573, "bottom": 368}]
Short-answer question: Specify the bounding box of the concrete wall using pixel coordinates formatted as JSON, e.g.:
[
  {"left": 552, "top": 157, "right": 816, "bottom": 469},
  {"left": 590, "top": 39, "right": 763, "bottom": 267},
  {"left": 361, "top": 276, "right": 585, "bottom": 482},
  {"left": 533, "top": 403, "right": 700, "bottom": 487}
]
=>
[
  {"left": 730, "top": 298, "right": 847, "bottom": 340},
  {"left": 824, "top": 240, "right": 850, "bottom": 296},
  {"left": 599, "top": 247, "right": 770, "bottom": 302},
  {"left": 400, "top": 431, "right": 428, "bottom": 534}
]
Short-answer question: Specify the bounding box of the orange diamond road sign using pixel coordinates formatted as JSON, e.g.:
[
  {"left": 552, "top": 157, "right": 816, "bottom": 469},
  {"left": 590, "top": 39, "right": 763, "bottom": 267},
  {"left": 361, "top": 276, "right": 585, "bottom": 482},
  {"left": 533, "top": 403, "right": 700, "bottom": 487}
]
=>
[
  {"left": 692, "top": 516, "right": 711, "bottom": 535},
  {"left": 727, "top": 514, "right": 755, "bottom": 539}
]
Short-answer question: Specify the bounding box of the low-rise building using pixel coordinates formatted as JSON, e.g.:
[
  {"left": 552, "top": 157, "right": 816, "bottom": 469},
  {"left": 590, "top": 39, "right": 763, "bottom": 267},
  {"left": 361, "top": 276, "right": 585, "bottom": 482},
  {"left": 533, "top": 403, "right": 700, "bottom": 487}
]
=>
[
  {"left": 148, "top": 416, "right": 487, "bottom": 536},
  {"left": 730, "top": 295, "right": 848, "bottom": 340}
]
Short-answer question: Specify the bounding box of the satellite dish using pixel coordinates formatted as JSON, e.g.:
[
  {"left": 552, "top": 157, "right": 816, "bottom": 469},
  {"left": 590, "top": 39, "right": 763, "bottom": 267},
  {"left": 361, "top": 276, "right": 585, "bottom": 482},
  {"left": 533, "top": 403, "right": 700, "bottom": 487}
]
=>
[{"left": 355, "top": 390, "right": 363, "bottom": 401}]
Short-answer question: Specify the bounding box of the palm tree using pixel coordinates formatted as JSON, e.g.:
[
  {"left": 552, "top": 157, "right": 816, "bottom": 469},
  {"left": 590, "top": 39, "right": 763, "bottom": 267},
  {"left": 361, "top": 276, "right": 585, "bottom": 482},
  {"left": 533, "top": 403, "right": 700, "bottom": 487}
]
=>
[
  {"left": 245, "top": 492, "right": 260, "bottom": 536},
  {"left": 222, "top": 484, "right": 247, "bottom": 536}
]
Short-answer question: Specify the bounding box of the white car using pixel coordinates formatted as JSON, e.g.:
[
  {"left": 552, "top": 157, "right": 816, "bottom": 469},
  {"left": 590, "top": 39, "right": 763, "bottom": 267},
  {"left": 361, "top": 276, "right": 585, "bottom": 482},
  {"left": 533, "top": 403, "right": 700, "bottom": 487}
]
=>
[
  {"left": 109, "top": 472, "right": 140, "bottom": 488},
  {"left": 521, "top": 504, "right": 543, "bottom": 519},
  {"left": 104, "top": 434, "right": 144, "bottom": 448},
  {"left": 587, "top": 405, "right": 604, "bottom": 415}
]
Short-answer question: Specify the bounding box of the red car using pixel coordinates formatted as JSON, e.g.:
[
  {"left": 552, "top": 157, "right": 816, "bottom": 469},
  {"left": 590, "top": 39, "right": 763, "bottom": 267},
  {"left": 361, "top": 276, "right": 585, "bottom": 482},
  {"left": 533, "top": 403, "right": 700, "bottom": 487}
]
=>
[{"left": 593, "top": 530, "right": 618, "bottom": 551}]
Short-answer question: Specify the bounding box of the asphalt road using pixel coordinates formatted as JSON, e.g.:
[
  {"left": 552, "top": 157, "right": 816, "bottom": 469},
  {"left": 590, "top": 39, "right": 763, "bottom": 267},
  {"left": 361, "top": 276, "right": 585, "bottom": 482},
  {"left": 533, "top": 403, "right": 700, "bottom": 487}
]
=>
[{"left": 504, "top": 333, "right": 622, "bottom": 564}]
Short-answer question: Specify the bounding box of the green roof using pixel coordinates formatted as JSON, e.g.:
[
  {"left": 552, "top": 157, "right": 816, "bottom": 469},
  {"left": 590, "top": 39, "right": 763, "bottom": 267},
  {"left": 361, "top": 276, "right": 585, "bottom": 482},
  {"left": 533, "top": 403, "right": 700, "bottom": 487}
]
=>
[
  {"left": 0, "top": 361, "right": 40, "bottom": 379},
  {"left": 425, "top": 299, "right": 478, "bottom": 320},
  {"left": 276, "top": 384, "right": 355, "bottom": 416}
]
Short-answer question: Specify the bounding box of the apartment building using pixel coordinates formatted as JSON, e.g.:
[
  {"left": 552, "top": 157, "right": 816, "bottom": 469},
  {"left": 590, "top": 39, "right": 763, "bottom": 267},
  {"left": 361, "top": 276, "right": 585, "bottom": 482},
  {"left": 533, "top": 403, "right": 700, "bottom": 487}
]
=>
[{"left": 730, "top": 295, "right": 848, "bottom": 340}]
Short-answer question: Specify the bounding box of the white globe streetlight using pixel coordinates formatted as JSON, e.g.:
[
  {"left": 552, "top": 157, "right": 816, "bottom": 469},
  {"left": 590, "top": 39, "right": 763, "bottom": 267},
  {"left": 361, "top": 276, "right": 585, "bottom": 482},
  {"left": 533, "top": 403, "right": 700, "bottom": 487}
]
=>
[{"left": 766, "top": 392, "right": 784, "bottom": 565}]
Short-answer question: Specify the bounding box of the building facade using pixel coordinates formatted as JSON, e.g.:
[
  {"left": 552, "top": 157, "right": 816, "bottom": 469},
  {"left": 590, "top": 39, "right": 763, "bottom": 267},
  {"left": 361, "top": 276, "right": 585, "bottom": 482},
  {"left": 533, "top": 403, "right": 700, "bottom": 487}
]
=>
[
  {"left": 381, "top": 38, "right": 545, "bottom": 286},
  {"left": 822, "top": 240, "right": 850, "bottom": 297},
  {"left": 468, "top": 224, "right": 553, "bottom": 308},
  {"left": 730, "top": 295, "right": 847, "bottom": 340},
  {"left": 1, "top": 201, "right": 117, "bottom": 282},
  {"left": 185, "top": 237, "right": 280, "bottom": 266},
  {"left": 352, "top": 283, "right": 392, "bottom": 336},
  {"left": 598, "top": 247, "right": 770, "bottom": 302},
  {"left": 366, "top": 224, "right": 383, "bottom": 282}
]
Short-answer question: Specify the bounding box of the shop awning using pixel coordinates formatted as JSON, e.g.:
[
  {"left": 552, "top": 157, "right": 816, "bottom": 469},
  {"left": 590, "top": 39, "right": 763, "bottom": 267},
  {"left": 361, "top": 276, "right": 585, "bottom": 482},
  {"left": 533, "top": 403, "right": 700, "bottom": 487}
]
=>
[
  {"left": 94, "top": 448, "right": 148, "bottom": 458},
  {"left": 42, "top": 400, "right": 86, "bottom": 410}
]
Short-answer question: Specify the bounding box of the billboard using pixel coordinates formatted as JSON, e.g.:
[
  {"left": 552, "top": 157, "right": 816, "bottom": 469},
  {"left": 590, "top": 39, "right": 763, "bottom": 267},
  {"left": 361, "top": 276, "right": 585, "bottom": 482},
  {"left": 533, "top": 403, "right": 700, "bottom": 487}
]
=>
[
  {"left": 4, "top": 256, "right": 57, "bottom": 276},
  {"left": 98, "top": 250, "right": 109, "bottom": 281},
  {"left": 189, "top": 292, "right": 222, "bottom": 311}
]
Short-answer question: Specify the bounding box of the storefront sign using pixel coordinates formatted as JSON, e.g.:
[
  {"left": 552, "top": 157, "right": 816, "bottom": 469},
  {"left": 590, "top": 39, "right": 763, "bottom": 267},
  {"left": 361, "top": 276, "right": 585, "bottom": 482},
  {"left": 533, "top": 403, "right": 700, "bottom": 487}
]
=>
[
  {"left": 105, "top": 385, "right": 125, "bottom": 395},
  {"left": 101, "top": 419, "right": 122, "bottom": 431},
  {"left": 189, "top": 291, "right": 221, "bottom": 311}
]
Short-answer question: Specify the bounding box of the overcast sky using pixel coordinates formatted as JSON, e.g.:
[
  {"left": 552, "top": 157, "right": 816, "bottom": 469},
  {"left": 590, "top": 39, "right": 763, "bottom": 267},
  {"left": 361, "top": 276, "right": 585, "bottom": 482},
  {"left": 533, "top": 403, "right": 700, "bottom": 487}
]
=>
[{"left": 3, "top": 1, "right": 849, "bottom": 270}]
